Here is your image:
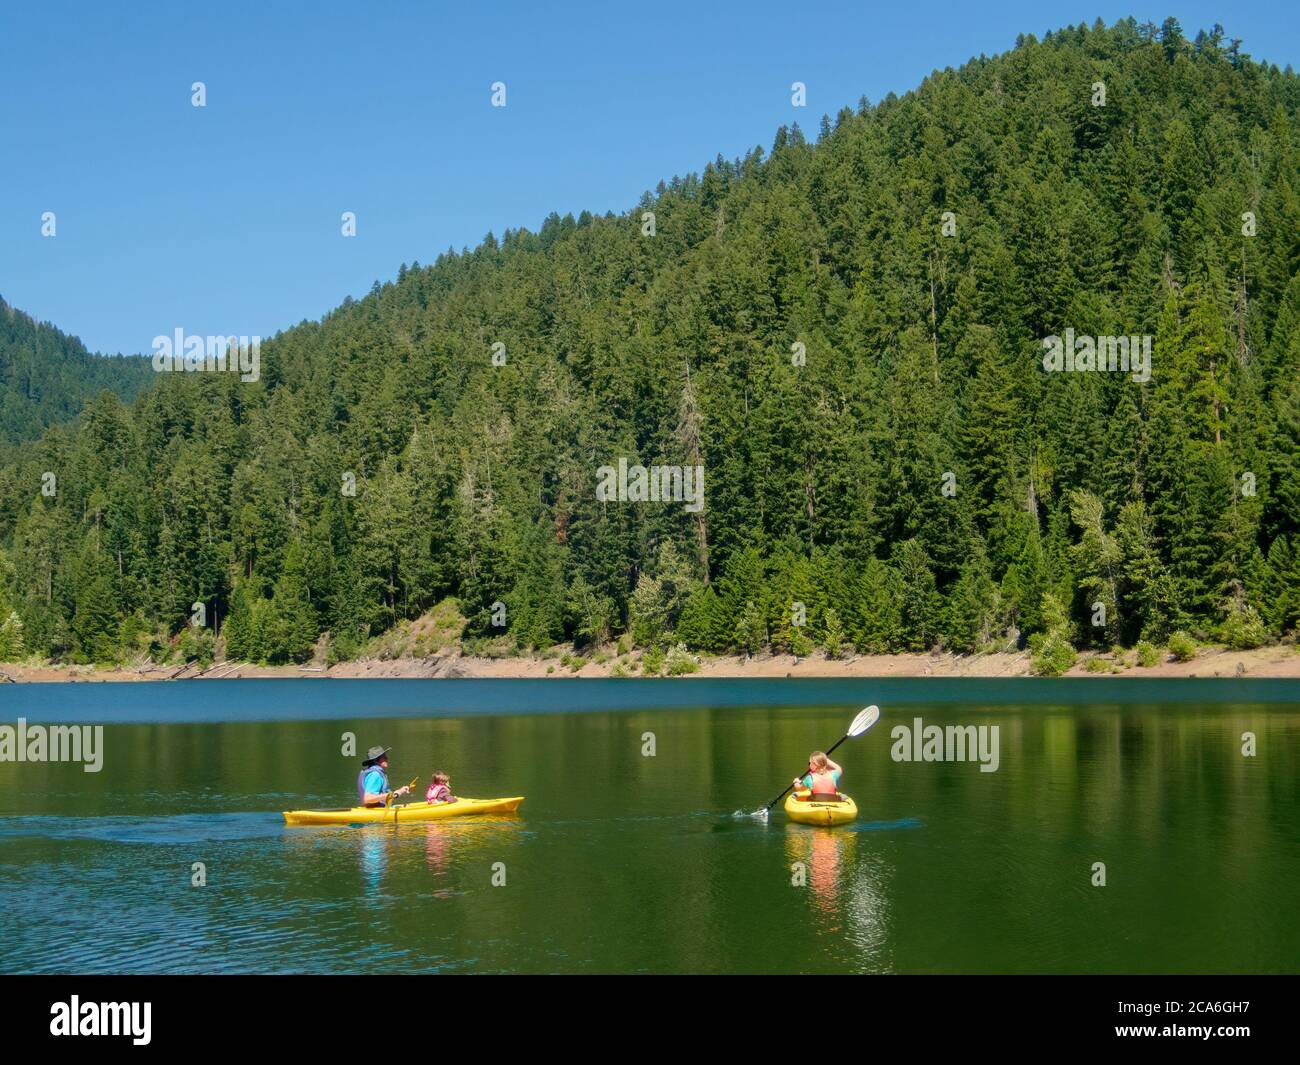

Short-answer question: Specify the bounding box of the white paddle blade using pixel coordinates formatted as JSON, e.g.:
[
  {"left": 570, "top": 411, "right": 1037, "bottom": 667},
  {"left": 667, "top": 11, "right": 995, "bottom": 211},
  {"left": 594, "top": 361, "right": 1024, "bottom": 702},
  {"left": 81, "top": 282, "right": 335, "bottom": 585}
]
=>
[{"left": 848, "top": 705, "right": 880, "bottom": 737}]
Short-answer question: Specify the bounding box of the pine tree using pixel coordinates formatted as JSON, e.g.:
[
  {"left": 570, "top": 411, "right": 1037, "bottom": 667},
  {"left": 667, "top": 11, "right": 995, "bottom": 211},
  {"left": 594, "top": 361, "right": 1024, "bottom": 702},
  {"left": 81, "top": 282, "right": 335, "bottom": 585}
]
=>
[{"left": 265, "top": 540, "right": 318, "bottom": 663}]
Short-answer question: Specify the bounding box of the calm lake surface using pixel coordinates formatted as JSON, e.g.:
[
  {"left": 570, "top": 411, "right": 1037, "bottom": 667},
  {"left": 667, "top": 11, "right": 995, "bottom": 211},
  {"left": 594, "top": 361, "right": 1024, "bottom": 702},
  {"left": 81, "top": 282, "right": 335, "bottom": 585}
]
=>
[{"left": 1, "top": 679, "right": 1297, "bottom": 974}]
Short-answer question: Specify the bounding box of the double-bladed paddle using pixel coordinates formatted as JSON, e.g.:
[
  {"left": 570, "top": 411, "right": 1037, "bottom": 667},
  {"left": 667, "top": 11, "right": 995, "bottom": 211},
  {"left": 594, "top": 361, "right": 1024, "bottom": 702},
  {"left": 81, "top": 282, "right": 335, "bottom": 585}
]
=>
[{"left": 760, "top": 705, "right": 881, "bottom": 814}]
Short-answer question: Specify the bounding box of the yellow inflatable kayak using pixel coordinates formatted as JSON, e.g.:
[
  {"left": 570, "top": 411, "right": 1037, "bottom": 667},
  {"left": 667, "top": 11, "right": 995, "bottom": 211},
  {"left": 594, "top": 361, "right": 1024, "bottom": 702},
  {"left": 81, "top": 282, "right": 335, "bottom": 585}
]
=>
[
  {"left": 784, "top": 789, "right": 857, "bottom": 826},
  {"left": 283, "top": 796, "right": 524, "bottom": 826}
]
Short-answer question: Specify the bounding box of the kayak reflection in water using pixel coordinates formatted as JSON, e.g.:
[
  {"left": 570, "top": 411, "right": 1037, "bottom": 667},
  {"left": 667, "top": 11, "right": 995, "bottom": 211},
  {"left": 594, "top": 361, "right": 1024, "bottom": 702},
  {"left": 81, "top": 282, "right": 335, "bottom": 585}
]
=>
[
  {"left": 425, "top": 770, "right": 458, "bottom": 805},
  {"left": 358, "top": 745, "right": 412, "bottom": 807},
  {"left": 785, "top": 825, "right": 855, "bottom": 923},
  {"left": 793, "top": 752, "right": 843, "bottom": 799}
]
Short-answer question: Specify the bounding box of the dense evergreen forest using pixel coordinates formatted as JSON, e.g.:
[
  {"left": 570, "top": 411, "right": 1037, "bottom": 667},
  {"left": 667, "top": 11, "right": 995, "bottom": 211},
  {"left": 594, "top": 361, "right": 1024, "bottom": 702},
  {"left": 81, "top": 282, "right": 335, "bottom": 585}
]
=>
[
  {"left": 1, "top": 18, "right": 1299, "bottom": 671},
  {"left": 0, "top": 298, "right": 152, "bottom": 447}
]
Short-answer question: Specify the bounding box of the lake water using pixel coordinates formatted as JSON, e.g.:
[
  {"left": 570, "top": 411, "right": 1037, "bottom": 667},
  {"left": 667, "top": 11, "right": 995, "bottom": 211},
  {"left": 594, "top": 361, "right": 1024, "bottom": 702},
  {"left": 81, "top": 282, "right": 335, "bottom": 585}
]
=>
[{"left": 0, "top": 679, "right": 1296, "bottom": 973}]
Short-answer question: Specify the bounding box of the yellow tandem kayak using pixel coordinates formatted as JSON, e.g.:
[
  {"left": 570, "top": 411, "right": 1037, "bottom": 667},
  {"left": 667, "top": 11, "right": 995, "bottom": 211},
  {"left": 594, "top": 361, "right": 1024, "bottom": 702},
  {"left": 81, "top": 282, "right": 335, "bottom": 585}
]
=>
[
  {"left": 784, "top": 789, "right": 857, "bottom": 826},
  {"left": 283, "top": 796, "right": 524, "bottom": 826}
]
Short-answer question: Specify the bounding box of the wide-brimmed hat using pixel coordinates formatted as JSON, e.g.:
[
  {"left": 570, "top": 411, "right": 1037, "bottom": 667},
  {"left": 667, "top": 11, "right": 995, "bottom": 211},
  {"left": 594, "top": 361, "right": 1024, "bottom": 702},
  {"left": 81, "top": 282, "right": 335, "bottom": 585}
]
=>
[{"left": 362, "top": 745, "right": 391, "bottom": 765}]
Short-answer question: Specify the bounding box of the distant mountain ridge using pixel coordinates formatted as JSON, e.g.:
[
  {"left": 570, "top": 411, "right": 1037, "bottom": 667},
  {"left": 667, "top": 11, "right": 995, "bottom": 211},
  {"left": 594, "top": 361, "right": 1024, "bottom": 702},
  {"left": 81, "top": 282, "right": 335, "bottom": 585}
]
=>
[{"left": 0, "top": 297, "right": 153, "bottom": 447}]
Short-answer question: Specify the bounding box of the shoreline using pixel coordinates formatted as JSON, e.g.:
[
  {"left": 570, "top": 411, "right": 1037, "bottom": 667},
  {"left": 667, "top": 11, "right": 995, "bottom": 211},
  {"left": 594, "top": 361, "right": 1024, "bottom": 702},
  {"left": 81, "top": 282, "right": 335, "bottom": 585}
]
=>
[{"left": 3, "top": 644, "right": 1298, "bottom": 682}]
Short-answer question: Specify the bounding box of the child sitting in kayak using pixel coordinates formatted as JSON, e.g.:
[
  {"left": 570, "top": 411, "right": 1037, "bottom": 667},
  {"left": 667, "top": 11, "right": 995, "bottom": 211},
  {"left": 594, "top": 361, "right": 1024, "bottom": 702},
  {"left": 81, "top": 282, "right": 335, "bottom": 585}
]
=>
[
  {"left": 793, "top": 752, "right": 842, "bottom": 798},
  {"left": 426, "top": 771, "right": 457, "bottom": 805}
]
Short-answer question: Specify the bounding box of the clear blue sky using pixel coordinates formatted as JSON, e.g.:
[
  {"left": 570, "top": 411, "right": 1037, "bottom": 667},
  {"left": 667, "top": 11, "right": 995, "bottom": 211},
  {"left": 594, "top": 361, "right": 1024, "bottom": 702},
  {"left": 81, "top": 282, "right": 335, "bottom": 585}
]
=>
[{"left": 1, "top": 1, "right": 1296, "bottom": 355}]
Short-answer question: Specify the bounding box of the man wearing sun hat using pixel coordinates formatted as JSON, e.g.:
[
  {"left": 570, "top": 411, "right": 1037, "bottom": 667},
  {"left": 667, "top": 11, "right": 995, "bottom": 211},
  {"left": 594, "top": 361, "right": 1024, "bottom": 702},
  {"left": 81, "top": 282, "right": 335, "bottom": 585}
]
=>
[{"left": 357, "top": 745, "right": 411, "bottom": 807}]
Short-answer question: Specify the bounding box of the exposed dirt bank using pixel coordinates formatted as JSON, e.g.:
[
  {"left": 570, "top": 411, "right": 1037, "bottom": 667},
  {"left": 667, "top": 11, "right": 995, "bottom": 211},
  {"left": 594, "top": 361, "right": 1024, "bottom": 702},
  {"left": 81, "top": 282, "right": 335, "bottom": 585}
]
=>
[{"left": 3, "top": 643, "right": 1298, "bottom": 682}]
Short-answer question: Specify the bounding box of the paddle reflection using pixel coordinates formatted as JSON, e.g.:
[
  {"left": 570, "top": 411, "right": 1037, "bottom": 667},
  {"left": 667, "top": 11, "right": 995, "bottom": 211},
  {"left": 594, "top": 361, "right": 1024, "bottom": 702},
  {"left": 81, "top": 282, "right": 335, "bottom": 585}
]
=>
[{"left": 842, "top": 849, "right": 891, "bottom": 970}]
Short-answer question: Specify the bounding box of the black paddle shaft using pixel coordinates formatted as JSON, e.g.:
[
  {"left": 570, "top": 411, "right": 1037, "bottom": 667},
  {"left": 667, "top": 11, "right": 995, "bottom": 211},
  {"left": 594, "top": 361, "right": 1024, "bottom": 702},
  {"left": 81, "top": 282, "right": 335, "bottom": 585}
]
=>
[{"left": 764, "top": 733, "right": 851, "bottom": 811}]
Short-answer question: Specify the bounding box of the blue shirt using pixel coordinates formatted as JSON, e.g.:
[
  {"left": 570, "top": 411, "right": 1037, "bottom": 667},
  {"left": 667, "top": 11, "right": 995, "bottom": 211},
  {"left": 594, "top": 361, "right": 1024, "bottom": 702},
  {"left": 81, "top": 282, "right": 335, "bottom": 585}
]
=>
[{"left": 362, "top": 768, "right": 387, "bottom": 796}]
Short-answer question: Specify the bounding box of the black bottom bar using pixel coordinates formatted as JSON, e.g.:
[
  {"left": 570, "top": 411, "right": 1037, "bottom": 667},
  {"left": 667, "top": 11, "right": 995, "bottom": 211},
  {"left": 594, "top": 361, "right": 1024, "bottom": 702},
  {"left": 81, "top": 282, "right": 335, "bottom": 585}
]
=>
[{"left": 1, "top": 974, "right": 1294, "bottom": 1051}]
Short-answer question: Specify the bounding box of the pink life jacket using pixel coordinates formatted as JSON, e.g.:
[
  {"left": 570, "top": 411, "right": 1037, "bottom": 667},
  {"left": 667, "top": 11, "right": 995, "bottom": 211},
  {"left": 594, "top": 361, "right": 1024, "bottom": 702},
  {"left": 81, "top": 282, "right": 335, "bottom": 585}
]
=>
[{"left": 426, "top": 782, "right": 452, "bottom": 803}]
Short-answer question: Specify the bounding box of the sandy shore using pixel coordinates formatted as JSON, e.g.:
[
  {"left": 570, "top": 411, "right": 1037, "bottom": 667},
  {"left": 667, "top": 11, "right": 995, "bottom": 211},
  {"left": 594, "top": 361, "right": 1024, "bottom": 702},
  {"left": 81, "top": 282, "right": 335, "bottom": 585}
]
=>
[{"left": 2, "top": 643, "right": 1298, "bottom": 682}]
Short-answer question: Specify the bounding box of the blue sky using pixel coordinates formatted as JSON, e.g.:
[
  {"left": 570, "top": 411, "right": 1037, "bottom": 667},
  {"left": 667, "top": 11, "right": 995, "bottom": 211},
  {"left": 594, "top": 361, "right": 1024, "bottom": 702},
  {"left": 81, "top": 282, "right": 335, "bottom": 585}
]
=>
[{"left": 1, "top": 1, "right": 1296, "bottom": 355}]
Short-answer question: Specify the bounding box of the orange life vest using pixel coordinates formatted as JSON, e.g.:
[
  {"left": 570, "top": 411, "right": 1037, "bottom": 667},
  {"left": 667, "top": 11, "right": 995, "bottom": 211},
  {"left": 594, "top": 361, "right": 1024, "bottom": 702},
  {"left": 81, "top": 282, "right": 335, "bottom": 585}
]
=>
[{"left": 807, "top": 770, "right": 839, "bottom": 796}]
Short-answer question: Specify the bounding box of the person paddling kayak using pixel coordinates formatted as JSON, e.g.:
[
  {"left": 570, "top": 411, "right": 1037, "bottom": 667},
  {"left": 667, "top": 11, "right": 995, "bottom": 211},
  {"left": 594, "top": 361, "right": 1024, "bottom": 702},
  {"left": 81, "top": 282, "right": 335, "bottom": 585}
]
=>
[
  {"left": 793, "top": 751, "right": 843, "bottom": 798},
  {"left": 358, "top": 746, "right": 411, "bottom": 807}
]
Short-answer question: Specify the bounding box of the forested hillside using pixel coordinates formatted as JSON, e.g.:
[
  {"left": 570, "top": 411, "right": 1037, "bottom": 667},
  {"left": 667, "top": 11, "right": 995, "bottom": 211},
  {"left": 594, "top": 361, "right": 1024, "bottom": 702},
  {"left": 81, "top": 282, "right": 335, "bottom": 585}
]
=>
[
  {"left": 1, "top": 18, "right": 1298, "bottom": 670},
  {"left": 0, "top": 298, "right": 152, "bottom": 446}
]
